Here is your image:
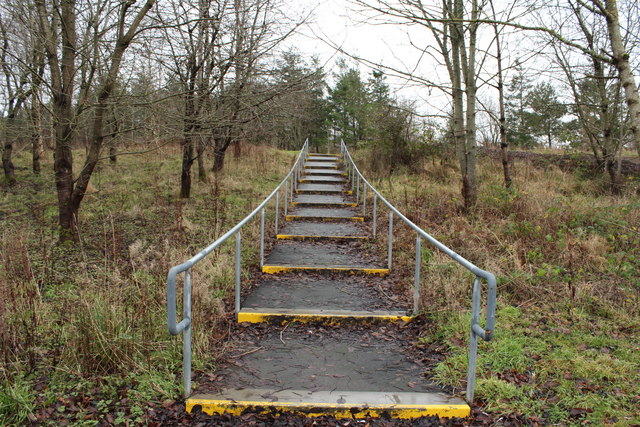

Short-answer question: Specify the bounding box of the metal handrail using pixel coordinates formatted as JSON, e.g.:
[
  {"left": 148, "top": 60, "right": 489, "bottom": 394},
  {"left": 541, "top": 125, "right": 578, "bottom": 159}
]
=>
[
  {"left": 340, "top": 141, "right": 496, "bottom": 402},
  {"left": 167, "top": 139, "right": 309, "bottom": 397}
]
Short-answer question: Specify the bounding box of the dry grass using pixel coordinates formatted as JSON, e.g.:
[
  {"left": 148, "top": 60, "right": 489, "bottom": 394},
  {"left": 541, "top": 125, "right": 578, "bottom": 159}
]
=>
[
  {"left": 357, "top": 148, "right": 640, "bottom": 315},
  {"left": 0, "top": 141, "right": 295, "bottom": 422}
]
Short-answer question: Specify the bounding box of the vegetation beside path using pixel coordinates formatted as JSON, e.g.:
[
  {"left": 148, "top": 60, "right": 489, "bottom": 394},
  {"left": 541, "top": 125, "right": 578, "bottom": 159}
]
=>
[
  {"left": 355, "top": 147, "right": 640, "bottom": 426},
  {"left": 1, "top": 143, "right": 639, "bottom": 425}
]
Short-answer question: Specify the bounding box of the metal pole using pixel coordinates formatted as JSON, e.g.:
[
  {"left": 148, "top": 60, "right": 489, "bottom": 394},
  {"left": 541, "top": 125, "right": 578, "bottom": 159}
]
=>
[
  {"left": 260, "top": 208, "right": 265, "bottom": 267},
  {"left": 183, "top": 269, "right": 192, "bottom": 398},
  {"left": 351, "top": 167, "right": 355, "bottom": 192},
  {"left": 362, "top": 184, "right": 367, "bottom": 216},
  {"left": 372, "top": 195, "right": 377, "bottom": 237},
  {"left": 235, "top": 232, "right": 241, "bottom": 313},
  {"left": 284, "top": 180, "right": 288, "bottom": 216},
  {"left": 356, "top": 175, "right": 360, "bottom": 203},
  {"left": 466, "top": 277, "right": 481, "bottom": 402},
  {"left": 275, "top": 191, "right": 279, "bottom": 233},
  {"left": 387, "top": 212, "right": 393, "bottom": 270},
  {"left": 414, "top": 235, "right": 421, "bottom": 315}
]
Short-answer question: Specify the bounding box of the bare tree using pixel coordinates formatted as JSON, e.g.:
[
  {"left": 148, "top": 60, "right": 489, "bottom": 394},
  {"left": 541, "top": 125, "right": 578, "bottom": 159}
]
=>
[
  {"left": 601, "top": 0, "right": 640, "bottom": 158},
  {"left": 550, "top": 1, "right": 626, "bottom": 192},
  {"left": 354, "top": 0, "right": 486, "bottom": 208},
  {"left": 0, "top": 2, "right": 44, "bottom": 183},
  {"left": 36, "top": 0, "right": 155, "bottom": 240}
]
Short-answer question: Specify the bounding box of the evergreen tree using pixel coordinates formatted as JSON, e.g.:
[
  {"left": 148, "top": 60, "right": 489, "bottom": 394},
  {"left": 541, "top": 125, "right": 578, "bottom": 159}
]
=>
[
  {"left": 505, "top": 61, "right": 535, "bottom": 148},
  {"left": 328, "top": 61, "right": 370, "bottom": 145},
  {"left": 526, "top": 81, "right": 567, "bottom": 148}
]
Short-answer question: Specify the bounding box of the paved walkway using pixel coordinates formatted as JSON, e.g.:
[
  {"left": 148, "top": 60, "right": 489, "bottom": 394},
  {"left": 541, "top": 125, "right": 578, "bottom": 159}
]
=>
[{"left": 186, "top": 153, "right": 470, "bottom": 420}]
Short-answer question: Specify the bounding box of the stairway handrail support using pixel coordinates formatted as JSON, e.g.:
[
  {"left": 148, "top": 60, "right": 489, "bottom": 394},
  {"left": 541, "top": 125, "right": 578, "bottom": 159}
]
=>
[
  {"left": 167, "top": 139, "right": 309, "bottom": 398},
  {"left": 340, "top": 141, "right": 496, "bottom": 403}
]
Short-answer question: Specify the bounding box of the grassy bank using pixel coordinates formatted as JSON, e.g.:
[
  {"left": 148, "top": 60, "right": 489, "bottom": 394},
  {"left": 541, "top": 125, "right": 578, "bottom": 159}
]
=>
[
  {"left": 354, "top": 148, "right": 640, "bottom": 425},
  {"left": 0, "top": 143, "right": 294, "bottom": 425},
  {"left": 2, "top": 143, "right": 639, "bottom": 425}
]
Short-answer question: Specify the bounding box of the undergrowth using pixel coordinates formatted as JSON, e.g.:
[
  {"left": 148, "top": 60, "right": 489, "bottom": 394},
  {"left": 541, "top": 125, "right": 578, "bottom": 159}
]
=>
[
  {"left": 0, "top": 142, "right": 293, "bottom": 425},
  {"left": 355, "top": 147, "right": 640, "bottom": 425},
  {"left": 2, "top": 141, "right": 638, "bottom": 425}
]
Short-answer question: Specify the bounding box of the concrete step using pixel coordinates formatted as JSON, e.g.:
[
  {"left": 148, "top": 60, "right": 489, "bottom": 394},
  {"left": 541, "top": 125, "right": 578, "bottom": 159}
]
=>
[
  {"left": 187, "top": 389, "right": 468, "bottom": 419},
  {"left": 302, "top": 168, "right": 348, "bottom": 176},
  {"left": 304, "top": 161, "right": 340, "bottom": 169},
  {"left": 237, "top": 308, "right": 411, "bottom": 324},
  {"left": 292, "top": 194, "right": 357, "bottom": 208},
  {"left": 306, "top": 155, "right": 342, "bottom": 162},
  {"left": 277, "top": 221, "right": 368, "bottom": 240},
  {"left": 299, "top": 175, "right": 347, "bottom": 184},
  {"left": 285, "top": 207, "right": 364, "bottom": 222},
  {"left": 296, "top": 183, "right": 351, "bottom": 194},
  {"left": 241, "top": 276, "right": 408, "bottom": 320},
  {"left": 263, "top": 240, "right": 388, "bottom": 275},
  {"left": 187, "top": 323, "right": 469, "bottom": 419}
]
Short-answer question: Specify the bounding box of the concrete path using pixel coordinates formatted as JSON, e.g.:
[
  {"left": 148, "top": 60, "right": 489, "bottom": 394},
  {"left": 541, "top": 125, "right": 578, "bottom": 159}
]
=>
[{"left": 187, "top": 152, "right": 470, "bottom": 420}]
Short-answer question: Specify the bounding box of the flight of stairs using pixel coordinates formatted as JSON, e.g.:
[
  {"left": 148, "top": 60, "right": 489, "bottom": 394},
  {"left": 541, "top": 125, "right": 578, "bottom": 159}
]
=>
[{"left": 185, "top": 152, "right": 470, "bottom": 420}]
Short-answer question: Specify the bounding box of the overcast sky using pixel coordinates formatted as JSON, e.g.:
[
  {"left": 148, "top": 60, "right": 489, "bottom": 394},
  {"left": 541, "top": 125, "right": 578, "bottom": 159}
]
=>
[{"left": 283, "top": 0, "right": 453, "bottom": 116}]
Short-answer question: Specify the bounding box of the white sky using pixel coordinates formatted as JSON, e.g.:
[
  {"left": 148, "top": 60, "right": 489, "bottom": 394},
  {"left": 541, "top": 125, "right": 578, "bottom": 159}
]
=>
[{"left": 283, "top": 0, "right": 454, "bottom": 118}]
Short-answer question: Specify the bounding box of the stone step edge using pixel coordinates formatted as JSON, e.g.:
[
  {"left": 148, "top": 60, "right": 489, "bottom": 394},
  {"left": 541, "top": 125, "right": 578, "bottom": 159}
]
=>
[
  {"left": 285, "top": 215, "right": 364, "bottom": 222},
  {"left": 186, "top": 389, "right": 470, "bottom": 419},
  {"left": 291, "top": 201, "right": 358, "bottom": 207},
  {"left": 262, "top": 265, "right": 389, "bottom": 275},
  {"left": 237, "top": 308, "right": 412, "bottom": 324},
  {"left": 295, "top": 189, "right": 353, "bottom": 194},
  {"left": 276, "top": 233, "right": 368, "bottom": 241}
]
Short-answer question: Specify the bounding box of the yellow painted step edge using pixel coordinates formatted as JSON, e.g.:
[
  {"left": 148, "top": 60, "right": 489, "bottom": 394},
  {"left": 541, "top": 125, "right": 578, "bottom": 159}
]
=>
[
  {"left": 304, "top": 165, "right": 339, "bottom": 169},
  {"left": 237, "top": 311, "right": 413, "bottom": 324},
  {"left": 296, "top": 190, "right": 353, "bottom": 195},
  {"left": 285, "top": 215, "right": 364, "bottom": 222},
  {"left": 186, "top": 399, "right": 470, "bottom": 419},
  {"left": 292, "top": 202, "right": 357, "bottom": 207},
  {"left": 298, "top": 179, "right": 347, "bottom": 183},
  {"left": 262, "top": 265, "right": 390, "bottom": 275},
  {"left": 276, "top": 234, "right": 368, "bottom": 240},
  {"left": 302, "top": 172, "right": 348, "bottom": 176}
]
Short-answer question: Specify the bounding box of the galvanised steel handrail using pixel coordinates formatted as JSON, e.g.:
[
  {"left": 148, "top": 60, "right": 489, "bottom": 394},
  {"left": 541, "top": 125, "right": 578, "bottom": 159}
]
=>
[
  {"left": 340, "top": 141, "right": 496, "bottom": 403},
  {"left": 167, "top": 139, "right": 309, "bottom": 397}
]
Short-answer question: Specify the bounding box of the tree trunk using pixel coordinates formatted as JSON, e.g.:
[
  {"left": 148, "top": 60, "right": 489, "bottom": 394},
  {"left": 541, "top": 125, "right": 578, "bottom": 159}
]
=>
[
  {"left": 2, "top": 115, "right": 16, "bottom": 185},
  {"left": 495, "top": 26, "right": 512, "bottom": 189},
  {"left": 604, "top": 0, "right": 640, "bottom": 158},
  {"left": 30, "top": 98, "right": 43, "bottom": 174},
  {"left": 212, "top": 145, "right": 227, "bottom": 172},
  {"left": 197, "top": 139, "right": 207, "bottom": 182},
  {"left": 53, "top": 97, "right": 77, "bottom": 241},
  {"left": 456, "top": 0, "right": 478, "bottom": 209},
  {"left": 181, "top": 135, "right": 194, "bottom": 198},
  {"left": 604, "top": 153, "right": 621, "bottom": 194},
  {"left": 109, "top": 143, "right": 117, "bottom": 163}
]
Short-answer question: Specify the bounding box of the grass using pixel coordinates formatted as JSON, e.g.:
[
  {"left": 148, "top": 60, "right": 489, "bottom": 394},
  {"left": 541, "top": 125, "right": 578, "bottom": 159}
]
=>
[
  {"left": 354, "top": 146, "right": 640, "bottom": 425},
  {"left": 0, "top": 142, "right": 294, "bottom": 425},
  {"left": 1, "top": 141, "right": 639, "bottom": 425}
]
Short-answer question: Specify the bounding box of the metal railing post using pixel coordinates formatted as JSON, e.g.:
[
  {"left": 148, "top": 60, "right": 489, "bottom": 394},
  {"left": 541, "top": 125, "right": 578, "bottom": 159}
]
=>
[
  {"left": 235, "top": 232, "right": 241, "bottom": 313},
  {"left": 372, "top": 195, "right": 377, "bottom": 237},
  {"left": 356, "top": 175, "right": 360, "bottom": 203},
  {"left": 466, "top": 277, "right": 481, "bottom": 402},
  {"left": 362, "top": 184, "right": 367, "bottom": 216},
  {"left": 351, "top": 167, "right": 355, "bottom": 192},
  {"left": 260, "top": 208, "right": 265, "bottom": 267},
  {"left": 388, "top": 212, "right": 393, "bottom": 270},
  {"left": 284, "top": 180, "right": 288, "bottom": 216},
  {"left": 414, "top": 235, "right": 421, "bottom": 315},
  {"left": 183, "top": 269, "right": 192, "bottom": 397},
  {"left": 275, "top": 191, "right": 279, "bottom": 233}
]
